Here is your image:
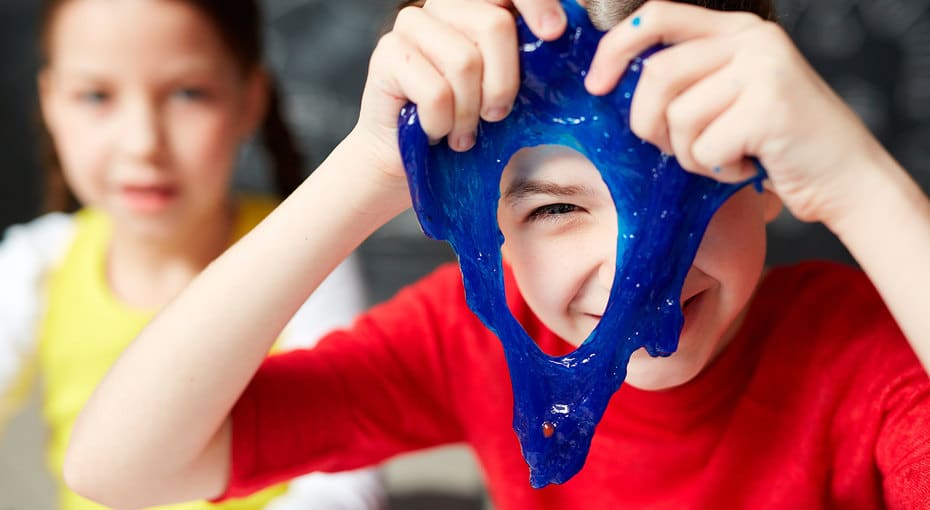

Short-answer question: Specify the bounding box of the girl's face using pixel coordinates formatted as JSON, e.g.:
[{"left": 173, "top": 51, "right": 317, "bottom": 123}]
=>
[
  {"left": 40, "top": 0, "right": 266, "bottom": 239},
  {"left": 498, "top": 145, "right": 782, "bottom": 390}
]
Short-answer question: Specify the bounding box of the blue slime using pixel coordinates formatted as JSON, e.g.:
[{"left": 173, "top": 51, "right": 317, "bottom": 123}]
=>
[{"left": 397, "top": 1, "right": 765, "bottom": 488}]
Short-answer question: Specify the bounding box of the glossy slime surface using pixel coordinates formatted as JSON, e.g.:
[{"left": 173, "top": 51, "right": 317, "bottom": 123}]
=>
[{"left": 397, "top": 1, "right": 765, "bottom": 488}]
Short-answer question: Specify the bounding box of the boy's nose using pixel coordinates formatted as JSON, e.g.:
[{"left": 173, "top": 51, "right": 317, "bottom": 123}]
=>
[{"left": 597, "top": 257, "right": 615, "bottom": 290}]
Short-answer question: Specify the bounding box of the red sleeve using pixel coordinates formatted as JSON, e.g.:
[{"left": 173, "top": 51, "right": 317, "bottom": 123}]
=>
[
  {"left": 873, "top": 320, "right": 930, "bottom": 509},
  {"left": 813, "top": 263, "right": 930, "bottom": 508},
  {"left": 764, "top": 262, "right": 930, "bottom": 508},
  {"left": 217, "top": 264, "right": 467, "bottom": 500}
]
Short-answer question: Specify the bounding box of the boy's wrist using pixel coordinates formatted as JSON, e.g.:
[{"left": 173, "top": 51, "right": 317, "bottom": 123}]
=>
[
  {"left": 324, "top": 130, "right": 413, "bottom": 222},
  {"left": 826, "top": 144, "right": 926, "bottom": 246}
]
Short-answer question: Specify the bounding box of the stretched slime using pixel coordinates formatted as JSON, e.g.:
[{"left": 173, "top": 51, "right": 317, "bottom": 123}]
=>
[{"left": 397, "top": 1, "right": 764, "bottom": 488}]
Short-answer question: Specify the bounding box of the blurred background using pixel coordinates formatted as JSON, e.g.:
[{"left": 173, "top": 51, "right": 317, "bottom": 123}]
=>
[{"left": 1, "top": 0, "right": 928, "bottom": 508}]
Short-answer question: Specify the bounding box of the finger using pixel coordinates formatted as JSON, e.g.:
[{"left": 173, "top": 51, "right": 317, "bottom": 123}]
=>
[
  {"left": 424, "top": 0, "right": 520, "bottom": 122},
  {"left": 706, "top": 158, "right": 758, "bottom": 183},
  {"left": 367, "top": 32, "right": 454, "bottom": 142},
  {"left": 629, "top": 35, "right": 734, "bottom": 157},
  {"left": 395, "top": 6, "right": 484, "bottom": 151},
  {"left": 585, "top": 1, "right": 763, "bottom": 95},
  {"left": 689, "top": 93, "right": 761, "bottom": 183},
  {"left": 664, "top": 62, "right": 745, "bottom": 174},
  {"left": 481, "top": 0, "right": 567, "bottom": 40}
]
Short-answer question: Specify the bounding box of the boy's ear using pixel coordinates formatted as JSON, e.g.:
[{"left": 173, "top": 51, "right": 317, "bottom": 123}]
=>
[
  {"left": 762, "top": 185, "right": 784, "bottom": 223},
  {"left": 240, "top": 67, "right": 269, "bottom": 139}
]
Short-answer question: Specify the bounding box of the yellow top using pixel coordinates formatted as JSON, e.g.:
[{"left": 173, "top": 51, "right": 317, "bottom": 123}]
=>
[{"left": 38, "top": 196, "right": 286, "bottom": 510}]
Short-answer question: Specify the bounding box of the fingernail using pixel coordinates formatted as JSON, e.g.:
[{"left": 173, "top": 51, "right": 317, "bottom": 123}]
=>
[
  {"left": 454, "top": 133, "right": 474, "bottom": 151},
  {"left": 538, "top": 8, "right": 566, "bottom": 38},
  {"left": 484, "top": 106, "right": 510, "bottom": 121}
]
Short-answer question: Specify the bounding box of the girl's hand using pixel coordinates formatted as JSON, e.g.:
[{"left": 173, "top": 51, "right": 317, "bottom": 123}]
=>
[
  {"left": 583, "top": 1, "right": 890, "bottom": 228},
  {"left": 350, "top": 0, "right": 522, "bottom": 183}
]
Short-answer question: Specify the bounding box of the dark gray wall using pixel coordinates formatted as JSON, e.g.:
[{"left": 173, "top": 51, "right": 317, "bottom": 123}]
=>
[
  {"left": 0, "top": 1, "right": 43, "bottom": 226},
  {"left": 769, "top": 0, "right": 930, "bottom": 265},
  {"left": 2, "top": 0, "right": 929, "bottom": 293}
]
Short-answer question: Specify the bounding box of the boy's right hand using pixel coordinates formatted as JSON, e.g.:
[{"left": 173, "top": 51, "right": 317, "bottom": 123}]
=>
[{"left": 349, "top": 0, "right": 522, "bottom": 184}]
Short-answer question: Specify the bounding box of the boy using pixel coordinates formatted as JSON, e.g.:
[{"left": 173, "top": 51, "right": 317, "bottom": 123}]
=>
[{"left": 67, "top": 0, "right": 930, "bottom": 508}]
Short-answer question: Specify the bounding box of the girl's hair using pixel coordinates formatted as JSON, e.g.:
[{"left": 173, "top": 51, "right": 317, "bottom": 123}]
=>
[
  {"left": 38, "top": 0, "right": 304, "bottom": 212},
  {"left": 586, "top": 0, "right": 776, "bottom": 30}
]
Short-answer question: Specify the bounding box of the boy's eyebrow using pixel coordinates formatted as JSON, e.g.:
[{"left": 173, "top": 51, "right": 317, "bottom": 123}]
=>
[{"left": 502, "top": 178, "right": 596, "bottom": 205}]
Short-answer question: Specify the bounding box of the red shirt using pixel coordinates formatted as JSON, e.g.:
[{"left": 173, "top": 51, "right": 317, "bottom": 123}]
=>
[{"left": 222, "top": 262, "right": 930, "bottom": 509}]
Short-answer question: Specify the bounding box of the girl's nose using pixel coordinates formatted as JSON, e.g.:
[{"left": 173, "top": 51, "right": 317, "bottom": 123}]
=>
[{"left": 120, "top": 99, "right": 163, "bottom": 161}]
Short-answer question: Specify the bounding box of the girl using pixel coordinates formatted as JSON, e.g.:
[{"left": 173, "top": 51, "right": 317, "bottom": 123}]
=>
[
  {"left": 68, "top": 0, "right": 930, "bottom": 508},
  {"left": 0, "top": 0, "right": 384, "bottom": 508}
]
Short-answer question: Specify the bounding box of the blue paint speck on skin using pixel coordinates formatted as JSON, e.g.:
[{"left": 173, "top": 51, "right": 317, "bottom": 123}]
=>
[
  {"left": 632, "top": 15, "right": 642, "bottom": 27},
  {"left": 713, "top": 166, "right": 722, "bottom": 174},
  {"left": 397, "top": 0, "right": 765, "bottom": 489}
]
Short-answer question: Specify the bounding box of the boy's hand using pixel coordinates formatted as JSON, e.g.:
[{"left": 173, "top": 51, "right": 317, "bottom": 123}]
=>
[
  {"left": 351, "top": 0, "right": 521, "bottom": 183},
  {"left": 481, "top": 0, "right": 571, "bottom": 41},
  {"left": 581, "top": 1, "right": 887, "bottom": 228}
]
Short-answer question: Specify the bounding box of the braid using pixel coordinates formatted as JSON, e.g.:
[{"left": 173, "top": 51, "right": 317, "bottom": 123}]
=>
[{"left": 261, "top": 81, "right": 305, "bottom": 198}]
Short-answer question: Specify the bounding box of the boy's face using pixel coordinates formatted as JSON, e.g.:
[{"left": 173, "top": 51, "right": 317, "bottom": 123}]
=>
[{"left": 498, "top": 145, "right": 781, "bottom": 390}]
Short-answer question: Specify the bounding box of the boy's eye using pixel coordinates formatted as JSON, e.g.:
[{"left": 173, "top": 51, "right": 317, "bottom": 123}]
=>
[
  {"left": 527, "top": 203, "right": 580, "bottom": 221},
  {"left": 172, "top": 87, "right": 208, "bottom": 101}
]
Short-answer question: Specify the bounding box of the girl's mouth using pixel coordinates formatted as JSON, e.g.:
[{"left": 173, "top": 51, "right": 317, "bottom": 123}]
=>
[{"left": 120, "top": 184, "right": 178, "bottom": 213}]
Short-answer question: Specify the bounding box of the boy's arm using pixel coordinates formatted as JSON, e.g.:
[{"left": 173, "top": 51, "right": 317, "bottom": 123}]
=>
[
  {"left": 66, "top": 1, "right": 525, "bottom": 507},
  {"left": 828, "top": 152, "right": 930, "bottom": 374},
  {"left": 549, "top": 2, "right": 930, "bottom": 373},
  {"left": 64, "top": 138, "right": 410, "bottom": 508}
]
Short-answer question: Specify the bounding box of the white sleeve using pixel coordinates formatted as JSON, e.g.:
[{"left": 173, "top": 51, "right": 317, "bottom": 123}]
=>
[
  {"left": 268, "top": 252, "right": 386, "bottom": 509},
  {"left": 264, "top": 470, "right": 386, "bottom": 510},
  {"left": 0, "top": 214, "right": 74, "bottom": 429},
  {"left": 278, "top": 252, "right": 368, "bottom": 350}
]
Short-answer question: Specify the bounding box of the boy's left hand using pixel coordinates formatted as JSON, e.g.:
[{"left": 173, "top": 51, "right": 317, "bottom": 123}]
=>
[
  {"left": 488, "top": 0, "right": 895, "bottom": 231},
  {"left": 581, "top": 1, "right": 890, "bottom": 230}
]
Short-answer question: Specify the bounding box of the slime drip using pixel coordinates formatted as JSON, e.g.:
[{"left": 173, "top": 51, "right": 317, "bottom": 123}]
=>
[{"left": 397, "top": 1, "right": 765, "bottom": 488}]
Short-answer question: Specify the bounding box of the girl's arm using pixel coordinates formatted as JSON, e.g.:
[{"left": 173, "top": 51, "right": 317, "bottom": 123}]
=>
[{"left": 65, "top": 1, "right": 523, "bottom": 507}]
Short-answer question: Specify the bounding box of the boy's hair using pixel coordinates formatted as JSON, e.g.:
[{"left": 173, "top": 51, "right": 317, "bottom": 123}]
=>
[
  {"left": 392, "top": 1, "right": 776, "bottom": 33},
  {"left": 586, "top": 0, "right": 776, "bottom": 30},
  {"left": 38, "top": 0, "right": 304, "bottom": 212}
]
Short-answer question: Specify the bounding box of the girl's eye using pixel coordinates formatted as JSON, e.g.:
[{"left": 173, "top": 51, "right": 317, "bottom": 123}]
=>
[
  {"left": 527, "top": 203, "right": 580, "bottom": 222},
  {"left": 172, "top": 87, "right": 208, "bottom": 101},
  {"left": 78, "top": 91, "right": 110, "bottom": 104}
]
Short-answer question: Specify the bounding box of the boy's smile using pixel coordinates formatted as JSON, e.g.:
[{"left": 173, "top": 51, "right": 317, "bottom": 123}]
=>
[{"left": 498, "top": 144, "right": 782, "bottom": 390}]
